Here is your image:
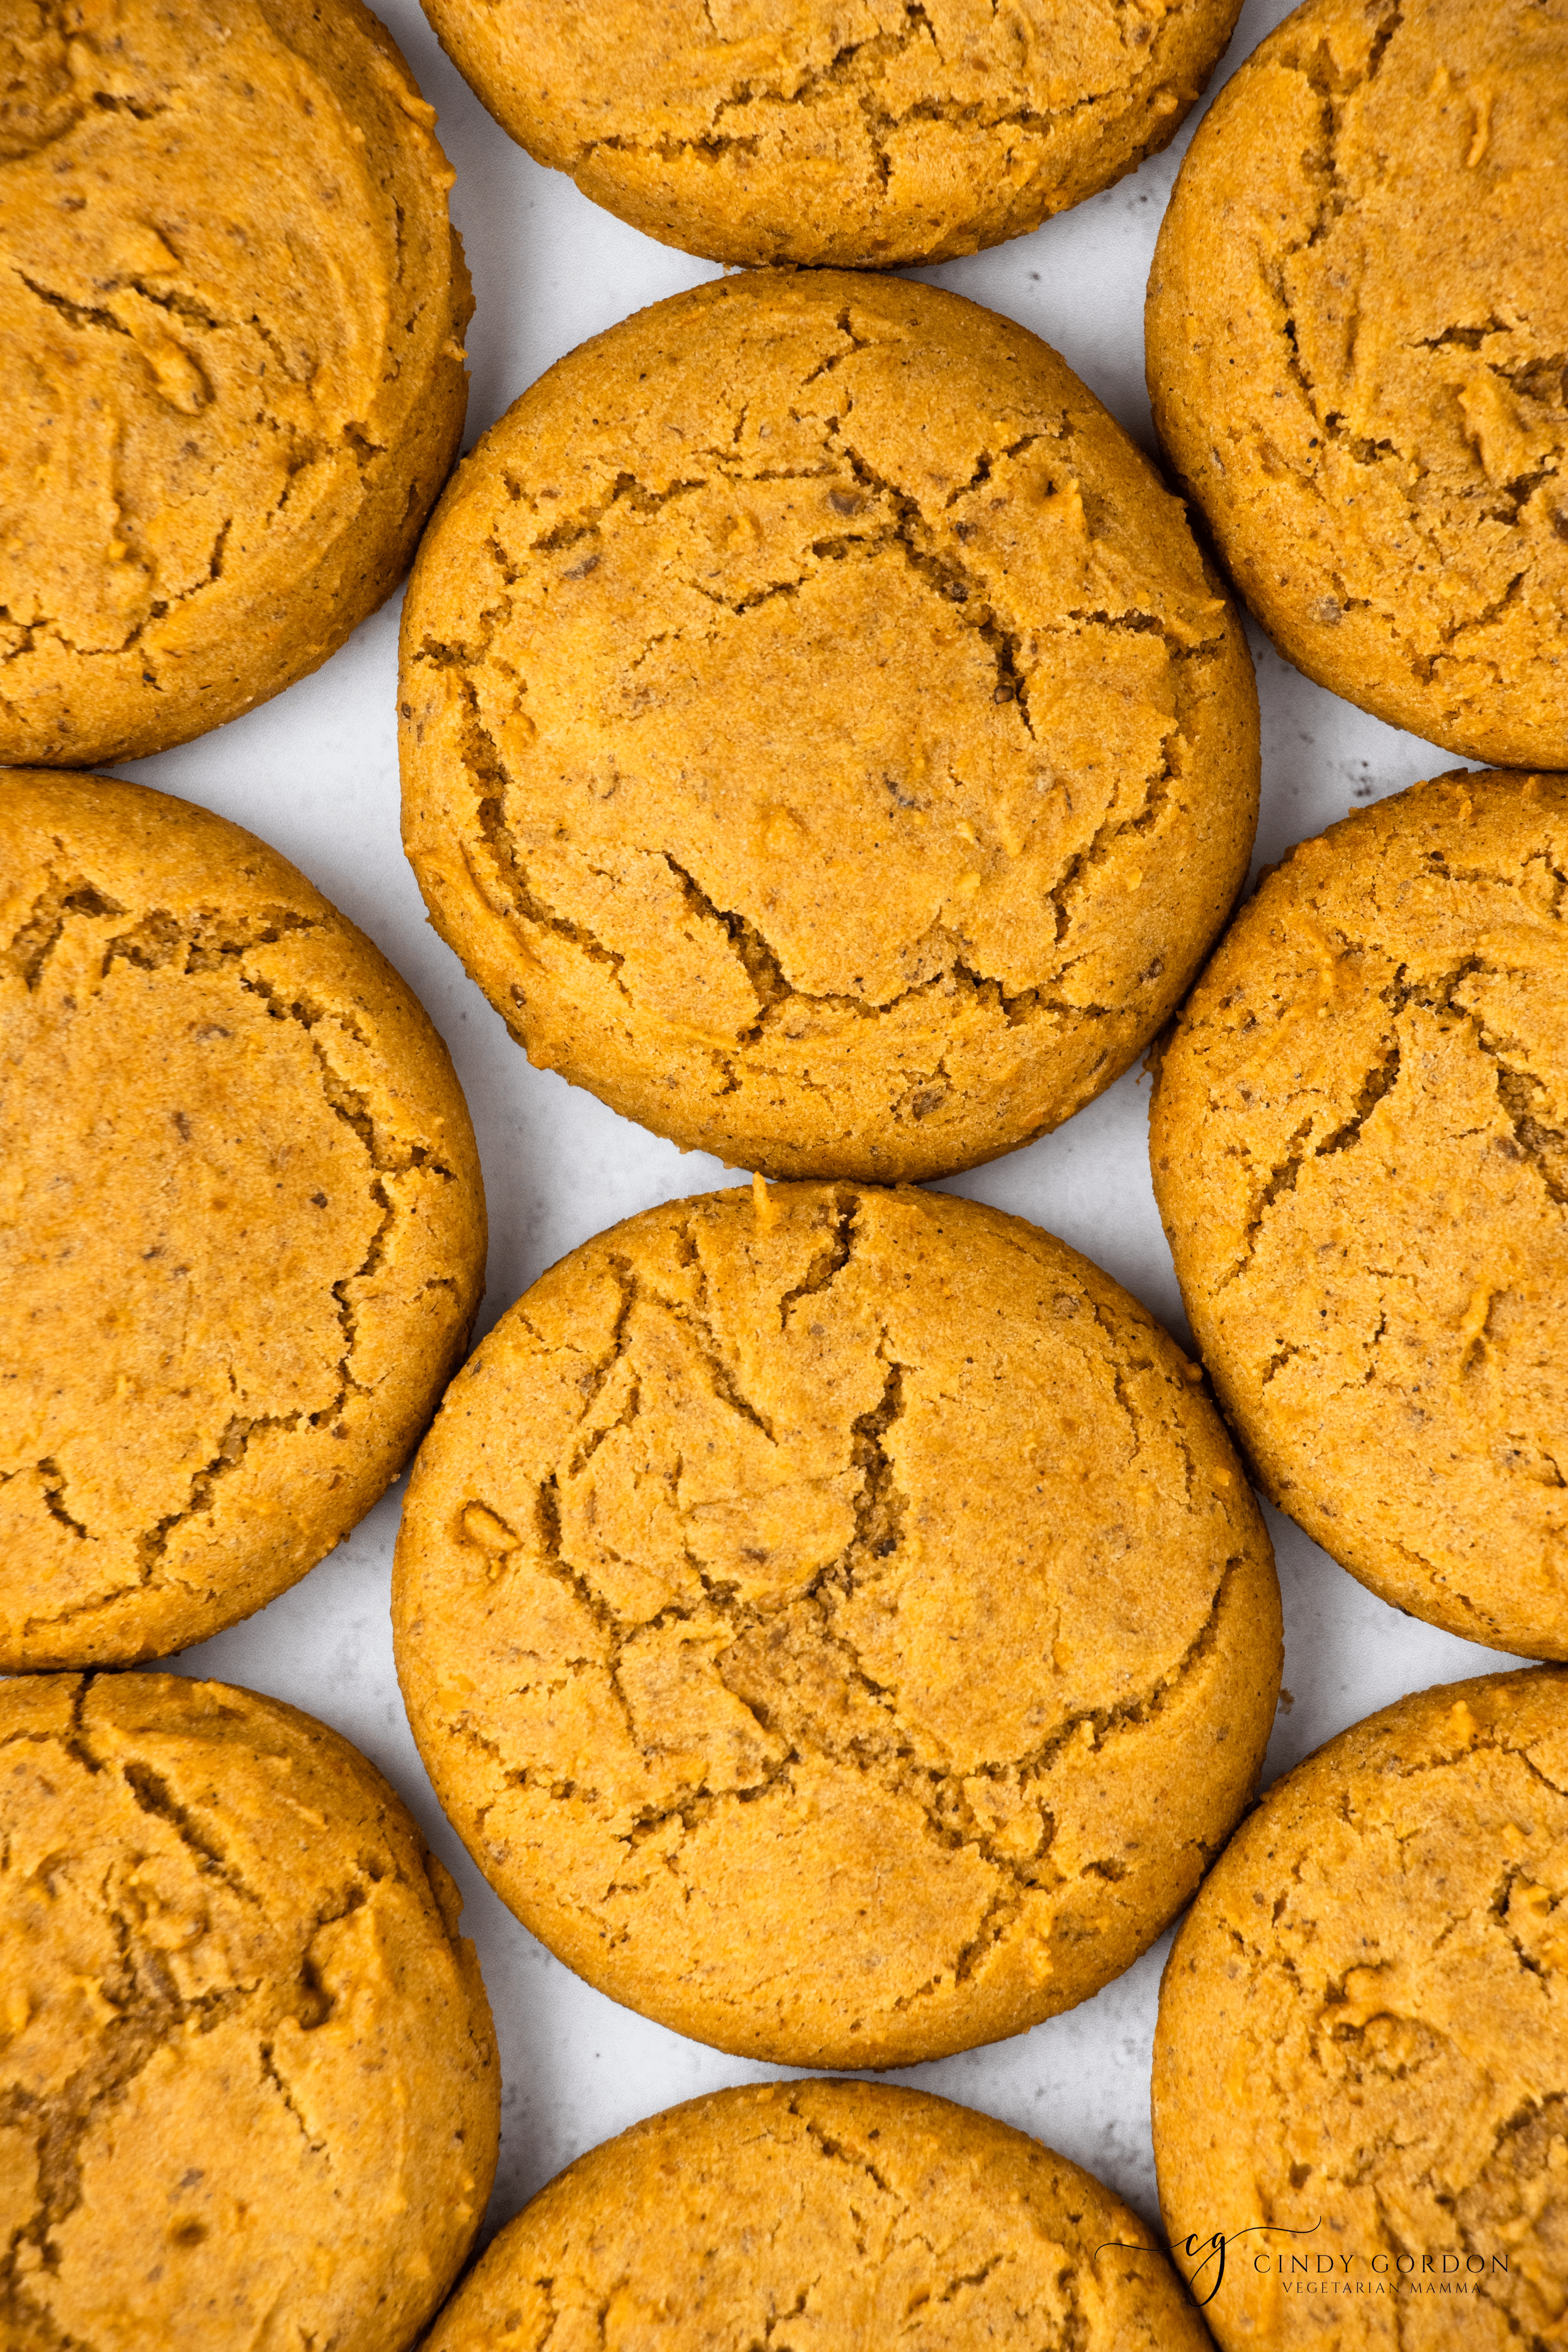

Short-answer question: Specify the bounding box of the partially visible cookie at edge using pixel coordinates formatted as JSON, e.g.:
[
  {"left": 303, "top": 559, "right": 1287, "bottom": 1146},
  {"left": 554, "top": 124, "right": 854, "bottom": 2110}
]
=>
[
  {"left": 1, "top": 1670, "right": 499, "bottom": 2352},
  {"left": 424, "top": 2080, "right": 1214, "bottom": 2350},
  {"left": 1, "top": 770, "right": 487, "bottom": 1669},
  {"left": 401, "top": 268, "right": 1259, "bottom": 1183},
  {"left": 1154, "top": 1670, "right": 1568, "bottom": 2350},
  {"left": 393, "top": 1181, "right": 1280, "bottom": 2069},
  {"left": 1146, "top": 0, "right": 1568, "bottom": 769},
  {"left": 1, "top": 0, "right": 471, "bottom": 765},
  {"left": 1152, "top": 768, "right": 1568, "bottom": 1658},
  {"left": 420, "top": 0, "right": 1245, "bottom": 267}
]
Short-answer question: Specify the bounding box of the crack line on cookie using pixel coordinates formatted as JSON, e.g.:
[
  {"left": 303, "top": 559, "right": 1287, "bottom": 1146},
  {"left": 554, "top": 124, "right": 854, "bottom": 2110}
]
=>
[
  {"left": 568, "top": 0, "right": 1200, "bottom": 200},
  {"left": 1215, "top": 0, "right": 1565, "bottom": 730},
  {"left": 0, "top": 1708, "right": 427, "bottom": 2338},
  {"left": 1210, "top": 936, "right": 1568, "bottom": 1297},
  {"left": 7, "top": 890, "right": 456, "bottom": 1616}
]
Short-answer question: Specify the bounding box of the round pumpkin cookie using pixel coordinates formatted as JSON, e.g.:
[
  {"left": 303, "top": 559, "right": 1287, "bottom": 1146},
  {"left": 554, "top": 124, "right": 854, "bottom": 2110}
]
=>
[
  {"left": 394, "top": 1182, "right": 1280, "bottom": 2069},
  {"left": 0, "top": 0, "right": 470, "bottom": 767},
  {"left": 0, "top": 771, "right": 486, "bottom": 1670},
  {"left": 0, "top": 1670, "right": 499, "bottom": 2352},
  {"left": 1154, "top": 1670, "right": 1568, "bottom": 2350},
  {"left": 424, "top": 2079, "right": 1212, "bottom": 2352},
  {"left": 1146, "top": 0, "right": 1568, "bottom": 770},
  {"left": 401, "top": 271, "right": 1259, "bottom": 1183},
  {"left": 1152, "top": 769, "right": 1568, "bottom": 1659},
  {"left": 419, "top": 0, "right": 1245, "bottom": 269}
]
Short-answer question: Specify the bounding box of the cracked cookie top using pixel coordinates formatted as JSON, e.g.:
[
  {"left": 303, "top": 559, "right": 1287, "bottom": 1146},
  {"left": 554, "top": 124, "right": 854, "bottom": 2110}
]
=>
[
  {"left": 419, "top": 0, "right": 1244, "bottom": 268},
  {"left": 424, "top": 2079, "right": 1214, "bottom": 2351},
  {"left": 0, "top": 0, "right": 471, "bottom": 767},
  {"left": 1146, "top": 0, "right": 1568, "bottom": 770},
  {"left": 0, "top": 1671, "right": 499, "bottom": 2352},
  {"left": 1154, "top": 1671, "right": 1568, "bottom": 2352},
  {"left": 0, "top": 771, "right": 486, "bottom": 1669},
  {"left": 1152, "top": 769, "right": 1568, "bottom": 1658},
  {"left": 400, "top": 271, "right": 1259, "bottom": 1183},
  {"left": 392, "top": 1181, "right": 1279, "bottom": 2069}
]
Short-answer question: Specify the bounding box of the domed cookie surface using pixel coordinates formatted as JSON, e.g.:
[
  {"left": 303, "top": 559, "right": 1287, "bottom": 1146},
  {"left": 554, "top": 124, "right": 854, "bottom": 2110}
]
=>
[
  {"left": 0, "top": 1670, "right": 499, "bottom": 2352},
  {"left": 1, "top": 771, "right": 486, "bottom": 1668},
  {"left": 1152, "top": 769, "right": 1568, "bottom": 1659},
  {"left": 401, "top": 271, "right": 1258, "bottom": 1182},
  {"left": 394, "top": 1182, "right": 1280, "bottom": 2068},
  {"left": 1146, "top": 0, "right": 1568, "bottom": 769},
  {"left": 425, "top": 2079, "right": 1213, "bottom": 2351},
  {"left": 420, "top": 0, "right": 1244, "bottom": 268},
  {"left": 1154, "top": 1671, "right": 1568, "bottom": 2350},
  {"left": 1, "top": 0, "right": 470, "bottom": 765}
]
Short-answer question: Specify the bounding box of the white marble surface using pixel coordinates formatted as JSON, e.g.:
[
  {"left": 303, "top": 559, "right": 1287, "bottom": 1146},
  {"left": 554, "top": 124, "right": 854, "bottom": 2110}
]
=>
[{"left": 112, "top": 0, "right": 1524, "bottom": 2255}]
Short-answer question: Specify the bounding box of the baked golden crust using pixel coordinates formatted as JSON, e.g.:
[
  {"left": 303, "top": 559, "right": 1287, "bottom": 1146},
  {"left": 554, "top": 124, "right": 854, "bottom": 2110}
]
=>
[
  {"left": 1146, "top": 0, "right": 1568, "bottom": 769},
  {"left": 420, "top": 0, "right": 1244, "bottom": 268},
  {"left": 424, "top": 2079, "right": 1212, "bottom": 2351},
  {"left": 0, "top": 1671, "right": 500, "bottom": 2352},
  {"left": 393, "top": 1182, "right": 1280, "bottom": 2069},
  {"left": 1154, "top": 1671, "right": 1568, "bottom": 2352},
  {"left": 1152, "top": 769, "right": 1568, "bottom": 1659},
  {"left": 0, "top": 0, "right": 471, "bottom": 766},
  {"left": 400, "top": 270, "right": 1259, "bottom": 1183},
  {"left": 0, "top": 770, "right": 487, "bottom": 1669}
]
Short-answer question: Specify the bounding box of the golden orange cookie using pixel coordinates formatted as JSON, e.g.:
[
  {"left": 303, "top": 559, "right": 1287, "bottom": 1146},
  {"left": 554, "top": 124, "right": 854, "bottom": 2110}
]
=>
[
  {"left": 401, "top": 270, "right": 1259, "bottom": 1181},
  {"left": 421, "top": 0, "right": 1245, "bottom": 267},
  {"left": 1, "top": 770, "right": 486, "bottom": 1668},
  {"left": 0, "top": 1670, "right": 499, "bottom": 2352},
  {"left": 1152, "top": 769, "right": 1568, "bottom": 1659},
  {"left": 1155, "top": 1670, "right": 1568, "bottom": 2351},
  {"left": 1146, "top": 0, "right": 1568, "bottom": 768},
  {"left": 425, "top": 2080, "right": 1213, "bottom": 2351},
  {"left": 394, "top": 1181, "right": 1281, "bottom": 2068},
  {"left": 1, "top": 0, "right": 470, "bottom": 765}
]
